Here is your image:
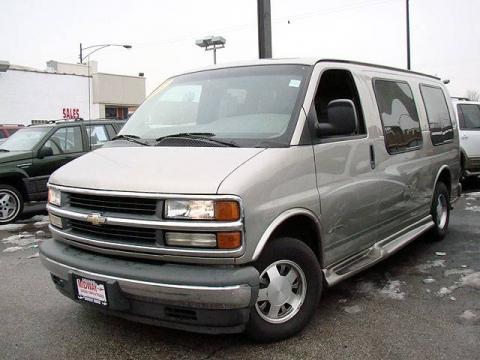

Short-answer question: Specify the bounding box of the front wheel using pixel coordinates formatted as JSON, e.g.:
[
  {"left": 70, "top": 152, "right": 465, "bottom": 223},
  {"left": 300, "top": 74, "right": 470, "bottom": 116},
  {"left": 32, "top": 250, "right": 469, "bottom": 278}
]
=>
[
  {"left": 430, "top": 181, "right": 450, "bottom": 241},
  {"left": 0, "top": 184, "right": 24, "bottom": 224},
  {"left": 246, "top": 237, "right": 322, "bottom": 342}
]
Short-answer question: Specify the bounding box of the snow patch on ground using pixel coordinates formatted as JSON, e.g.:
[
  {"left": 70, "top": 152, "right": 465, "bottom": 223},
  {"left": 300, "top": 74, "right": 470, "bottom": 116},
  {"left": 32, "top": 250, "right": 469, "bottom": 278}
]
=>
[
  {"left": 416, "top": 260, "right": 446, "bottom": 273},
  {"left": 33, "top": 221, "right": 49, "bottom": 228},
  {"left": 355, "top": 281, "right": 376, "bottom": 294},
  {"left": 460, "top": 272, "right": 480, "bottom": 290},
  {"left": 465, "top": 191, "right": 480, "bottom": 197},
  {"left": 1, "top": 230, "right": 50, "bottom": 256},
  {"left": 459, "top": 310, "right": 478, "bottom": 321},
  {"left": 2, "top": 233, "right": 38, "bottom": 247},
  {"left": 436, "top": 287, "right": 453, "bottom": 297},
  {"left": 444, "top": 268, "right": 474, "bottom": 277},
  {"left": 465, "top": 205, "right": 480, "bottom": 212},
  {"left": 344, "top": 305, "right": 362, "bottom": 314},
  {"left": 379, "top": 280, "right": 405, "bottom": 300},
  {"left": 422, "top": 278, "right": 436, "bottom": 284},
  {"left": 2, "top": 246, "right": 23, "bottom": 253},
  {"left": 0, "top": 223, "right": 28, "bottom": 232},
  {"left": 20, "top": 215, "right": 49, "bottom": 223}
]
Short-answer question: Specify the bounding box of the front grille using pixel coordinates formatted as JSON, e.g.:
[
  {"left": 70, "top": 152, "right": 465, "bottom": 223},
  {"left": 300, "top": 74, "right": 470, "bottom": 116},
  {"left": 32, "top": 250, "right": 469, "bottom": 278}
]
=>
[
  {"left": 68, "top": 193, "right": 158, "bottom": 216},
  {"left": 69, "top": 219, "right": 158, "bottom": 244}
]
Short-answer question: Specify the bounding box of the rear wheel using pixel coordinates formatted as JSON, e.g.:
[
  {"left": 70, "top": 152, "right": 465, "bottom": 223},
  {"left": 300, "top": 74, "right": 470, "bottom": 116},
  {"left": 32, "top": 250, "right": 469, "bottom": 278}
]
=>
[
  {"left": 246, "top": 237, "right": 322, "bottom": 342},
  {"left": 0, "top": 184, "right": 23, "bottom": 224},
  {"left": 430, "top": 181, "right": 449, "bottom": 241}
]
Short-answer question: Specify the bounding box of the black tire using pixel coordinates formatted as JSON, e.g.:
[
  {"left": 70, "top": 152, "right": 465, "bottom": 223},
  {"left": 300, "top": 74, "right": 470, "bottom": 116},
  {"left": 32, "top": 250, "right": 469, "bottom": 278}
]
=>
[
  {"left": 246, "top": 237, "right": 322, "bottom": 342},
  {"left": 430, "top": 181, "right": 450, "bottom": 241},
  {"left": 0, "top": 184, "right": 24, "bottom": 224}
]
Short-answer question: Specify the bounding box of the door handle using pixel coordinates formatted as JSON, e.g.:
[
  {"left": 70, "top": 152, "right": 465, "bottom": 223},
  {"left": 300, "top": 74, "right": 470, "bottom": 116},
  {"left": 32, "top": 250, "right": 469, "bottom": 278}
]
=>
[
  {"left": 369, "top": 144, "right": 376, "bottom": 169},
  {"left": 461, "top": 135, "right": 468, "bottom": 140}
]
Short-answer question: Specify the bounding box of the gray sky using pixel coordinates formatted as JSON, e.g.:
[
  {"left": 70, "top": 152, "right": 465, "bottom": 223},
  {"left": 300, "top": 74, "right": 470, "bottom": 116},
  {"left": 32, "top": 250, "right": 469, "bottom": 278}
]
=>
[{"left": 1, "top": 0, "right": 479, "bottom": 96}]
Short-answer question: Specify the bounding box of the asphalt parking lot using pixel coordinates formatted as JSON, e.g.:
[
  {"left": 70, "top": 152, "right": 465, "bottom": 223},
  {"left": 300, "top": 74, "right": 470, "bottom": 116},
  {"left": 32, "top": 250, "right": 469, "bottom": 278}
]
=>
[{"left": 0, "top": 188, "right": 479, "bottom": 360}]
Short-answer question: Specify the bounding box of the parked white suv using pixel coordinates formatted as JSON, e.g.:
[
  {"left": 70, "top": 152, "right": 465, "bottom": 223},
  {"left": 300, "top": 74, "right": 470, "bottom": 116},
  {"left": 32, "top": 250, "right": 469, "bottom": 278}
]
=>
[{"left": 453, "top": 99, "right": 480, "bottom": 179}]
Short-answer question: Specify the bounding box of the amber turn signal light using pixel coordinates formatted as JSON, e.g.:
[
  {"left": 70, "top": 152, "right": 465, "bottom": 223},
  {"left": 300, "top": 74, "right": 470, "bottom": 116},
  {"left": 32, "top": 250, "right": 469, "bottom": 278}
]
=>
[
  {"left": 214, "top": 201, "right": 240, "bottom": 221},
  {"left": 217, "top": 232, "right": 242, "bottom": 249}
]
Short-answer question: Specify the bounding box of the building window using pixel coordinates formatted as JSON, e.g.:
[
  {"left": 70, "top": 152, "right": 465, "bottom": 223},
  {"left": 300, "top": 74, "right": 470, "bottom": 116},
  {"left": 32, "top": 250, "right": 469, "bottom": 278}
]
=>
[
  {"left": 105, "top": 106, "right": 129, "bottom": 120},
  {"left": 374, "top": 79, "right": 422, "bottom": 154},
  {"left": 420, "top": 85, "right": 454, "bottom": 145}
]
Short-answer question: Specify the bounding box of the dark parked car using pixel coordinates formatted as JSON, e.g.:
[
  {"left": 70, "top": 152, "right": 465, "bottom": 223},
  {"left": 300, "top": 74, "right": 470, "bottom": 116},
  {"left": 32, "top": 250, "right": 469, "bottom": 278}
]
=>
[
  {"left": 0, "top": 124, "right": 24, "bottom": 144},
  {"left": 0, "top": 119, "right": 125, "bottom": 223}
]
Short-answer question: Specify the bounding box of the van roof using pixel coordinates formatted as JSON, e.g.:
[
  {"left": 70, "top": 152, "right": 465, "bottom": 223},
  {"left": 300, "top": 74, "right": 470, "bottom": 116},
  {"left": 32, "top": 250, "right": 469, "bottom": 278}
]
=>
[{"left": 183, "top": 58, "right": 440, "bottom": 81}]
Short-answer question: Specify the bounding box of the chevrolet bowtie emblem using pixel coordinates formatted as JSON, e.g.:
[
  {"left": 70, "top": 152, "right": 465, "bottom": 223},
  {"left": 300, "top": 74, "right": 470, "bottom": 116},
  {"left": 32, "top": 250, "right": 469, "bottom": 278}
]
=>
[{"left": 86, "top": 213, "right": 107, "bottom": 226}]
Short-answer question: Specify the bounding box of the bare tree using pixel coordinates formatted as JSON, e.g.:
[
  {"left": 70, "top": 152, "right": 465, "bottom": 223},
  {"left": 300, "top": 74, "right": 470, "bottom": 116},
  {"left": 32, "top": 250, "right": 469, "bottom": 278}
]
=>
[{"left": 466, "top": 90, "right": 480, "bottom": 101}]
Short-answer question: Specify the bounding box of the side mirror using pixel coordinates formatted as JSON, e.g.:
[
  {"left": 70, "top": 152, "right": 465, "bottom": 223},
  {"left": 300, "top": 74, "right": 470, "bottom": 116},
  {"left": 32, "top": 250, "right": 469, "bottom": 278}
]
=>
[
  {"left": 37, "top": 146, "right": 53, "bottom": 159},
  {"left": 316, "top": 99, "right": 358, "bottom": 137}
]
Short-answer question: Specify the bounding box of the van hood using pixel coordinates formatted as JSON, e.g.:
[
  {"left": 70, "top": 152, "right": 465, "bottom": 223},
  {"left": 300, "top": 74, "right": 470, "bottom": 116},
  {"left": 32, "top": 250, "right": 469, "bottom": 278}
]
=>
[
  {"left": 0, "top": 151, "right": 33, "bottom": 164},
  {"left": 49, "top": 146, "right": 265, "bottom": 194}
]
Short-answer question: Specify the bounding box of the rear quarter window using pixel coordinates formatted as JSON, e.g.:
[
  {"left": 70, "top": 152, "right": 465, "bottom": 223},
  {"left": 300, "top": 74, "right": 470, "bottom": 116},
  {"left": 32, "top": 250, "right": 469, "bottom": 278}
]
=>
[{"left": 420, "top": 85, "right": 454, "bottom": 145}]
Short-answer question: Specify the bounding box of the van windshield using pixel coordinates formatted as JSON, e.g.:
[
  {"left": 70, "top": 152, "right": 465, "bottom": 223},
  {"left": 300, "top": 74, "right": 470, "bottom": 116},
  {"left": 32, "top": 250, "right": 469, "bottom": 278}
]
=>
[
  {"left": 0, "top": 127, "right": 50, "bottom": 151},
  {"left": 120, "top": 65, "right": 311, "bottom": 147}
]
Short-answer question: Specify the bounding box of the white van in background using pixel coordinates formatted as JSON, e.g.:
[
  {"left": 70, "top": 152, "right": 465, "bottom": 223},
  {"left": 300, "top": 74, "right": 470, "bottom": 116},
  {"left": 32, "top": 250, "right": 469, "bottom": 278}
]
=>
[{"left": 453, "top": 99, "right": 480, "bottom": 179}]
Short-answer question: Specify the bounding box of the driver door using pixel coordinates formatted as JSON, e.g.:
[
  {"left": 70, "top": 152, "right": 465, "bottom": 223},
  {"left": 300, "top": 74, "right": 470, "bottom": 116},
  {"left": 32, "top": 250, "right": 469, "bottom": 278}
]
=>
[{"left": 31, "top": 125, "right": 85, "bottom": 193}]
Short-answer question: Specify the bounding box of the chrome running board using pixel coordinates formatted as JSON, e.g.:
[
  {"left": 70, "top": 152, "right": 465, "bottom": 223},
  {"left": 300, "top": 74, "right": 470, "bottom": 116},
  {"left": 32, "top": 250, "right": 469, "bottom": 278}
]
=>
[{"left": 323, "top": 216, "right": 435, "bottom": 286}]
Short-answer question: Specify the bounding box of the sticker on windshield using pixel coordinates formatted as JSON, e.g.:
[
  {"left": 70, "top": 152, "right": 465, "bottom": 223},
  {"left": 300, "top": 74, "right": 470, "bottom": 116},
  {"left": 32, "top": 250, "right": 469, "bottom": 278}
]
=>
[{"left": 289, "top": 79, "right": 301, "bottom": 88}]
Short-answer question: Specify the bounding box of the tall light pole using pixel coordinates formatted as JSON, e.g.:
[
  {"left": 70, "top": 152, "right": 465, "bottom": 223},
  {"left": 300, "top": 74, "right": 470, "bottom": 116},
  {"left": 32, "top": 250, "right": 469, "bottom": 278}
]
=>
[
  {"left": 257, "top": 0, "right": 272, "bottom": 59},
  {"left": 195, "top": 36, "right": 226, "bottom": 64},
  {"left": 406, "top": 0, "right": 411, "bottom": 70},
  {"left": 79, "top": 43, "right": 132, "bottom": 64},
  {"left": 78, "top": 43, "right": 132, "bottom": 120}
]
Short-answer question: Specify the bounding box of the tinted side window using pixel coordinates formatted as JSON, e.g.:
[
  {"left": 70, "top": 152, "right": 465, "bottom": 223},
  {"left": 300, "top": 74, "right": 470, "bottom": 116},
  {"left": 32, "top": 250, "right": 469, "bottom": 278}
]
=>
[
  {"left": 374, "top": 79, "right": 422, "bottom": 154},
  {"left": 420, "top": 85, "right": 454, "bottom": 145},
  {"left": 44, "top": 126, "right": 83, "bottom": 155},
  {"left": 0, "top": 131, "right": 4, "bottom": 139},
  {"left": 457, "top": 104, "right": 480, "bottom": 130}
]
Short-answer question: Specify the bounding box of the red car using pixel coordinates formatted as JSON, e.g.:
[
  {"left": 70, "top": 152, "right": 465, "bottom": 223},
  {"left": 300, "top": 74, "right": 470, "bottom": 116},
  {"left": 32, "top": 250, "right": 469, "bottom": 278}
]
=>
[{"left": 0, "top": 124, "right": 24, "bottom": 141}]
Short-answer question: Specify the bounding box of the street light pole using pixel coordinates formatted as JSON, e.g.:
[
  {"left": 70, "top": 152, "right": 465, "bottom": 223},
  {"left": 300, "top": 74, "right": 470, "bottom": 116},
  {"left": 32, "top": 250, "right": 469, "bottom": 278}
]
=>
[
  {"left": 257, "top": 0, "right": 272, "bottom": 59},
  {"left": 78, "top": 43, "right": 132, "bottom": 120},
  {"left": 195, "top": 36, "right": 226, "bottom": 64},
  {"left": 79, "top": 43, "right": 132, "bottom": 64},
  {"left": 406, "top": 0, "right": 411, "bottom": 70}
]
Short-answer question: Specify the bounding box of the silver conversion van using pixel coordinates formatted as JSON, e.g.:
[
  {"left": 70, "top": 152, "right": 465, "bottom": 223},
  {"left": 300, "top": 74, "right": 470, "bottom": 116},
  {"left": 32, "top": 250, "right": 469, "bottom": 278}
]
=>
[{"left": 40, "top": 59, "right": 460, "bottom": 341}]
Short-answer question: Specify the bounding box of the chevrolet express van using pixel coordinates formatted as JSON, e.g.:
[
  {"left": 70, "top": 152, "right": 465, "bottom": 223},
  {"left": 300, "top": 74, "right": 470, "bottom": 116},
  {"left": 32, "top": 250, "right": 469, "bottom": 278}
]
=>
[{"left": 40, "top": 59, "right": 460, "bottom": 342}]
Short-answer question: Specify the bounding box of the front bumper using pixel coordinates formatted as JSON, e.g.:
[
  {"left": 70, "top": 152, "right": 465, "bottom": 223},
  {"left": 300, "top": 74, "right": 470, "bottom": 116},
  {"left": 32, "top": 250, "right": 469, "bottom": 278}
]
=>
[{"left": 40, "top": 240, "right": 259, "bottom": 334}]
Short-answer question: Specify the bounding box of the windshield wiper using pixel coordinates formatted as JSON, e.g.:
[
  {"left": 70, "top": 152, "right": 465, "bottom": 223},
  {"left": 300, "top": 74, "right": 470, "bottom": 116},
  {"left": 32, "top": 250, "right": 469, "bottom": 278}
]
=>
[
  {"left": 155, "top": 133, "right": 239, "bottom": 147},
  {"left": 0, "top": 149, "right": 9, "bottom": 152},
  {"left": 111, "top": 134, "right": 150, "bottom": 146}
]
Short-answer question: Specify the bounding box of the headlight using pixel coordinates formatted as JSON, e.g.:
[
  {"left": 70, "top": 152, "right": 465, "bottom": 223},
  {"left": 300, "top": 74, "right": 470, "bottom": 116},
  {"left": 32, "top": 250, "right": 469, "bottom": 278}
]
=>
[
  {"left": 48, "top": 188, "right": 61, "bottom": 206},
  {"left": 164, "top": 199, "right": 240, "bottom": 221}
]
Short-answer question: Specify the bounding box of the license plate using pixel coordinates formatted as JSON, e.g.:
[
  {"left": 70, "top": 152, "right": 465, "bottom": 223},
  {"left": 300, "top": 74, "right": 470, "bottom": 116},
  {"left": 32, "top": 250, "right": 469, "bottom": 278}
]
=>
[{"left": 73, "top": 275, "right": 108, "bottom": 307}]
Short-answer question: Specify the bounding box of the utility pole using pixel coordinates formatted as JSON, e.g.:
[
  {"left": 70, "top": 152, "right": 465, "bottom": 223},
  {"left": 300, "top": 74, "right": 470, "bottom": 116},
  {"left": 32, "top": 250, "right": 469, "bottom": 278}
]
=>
[
  {"left": 406, "top": 0, "right": 411, "bottom": 70},
  {"left": 257, "top": 0, "right": 272, "bottom": 59}
]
